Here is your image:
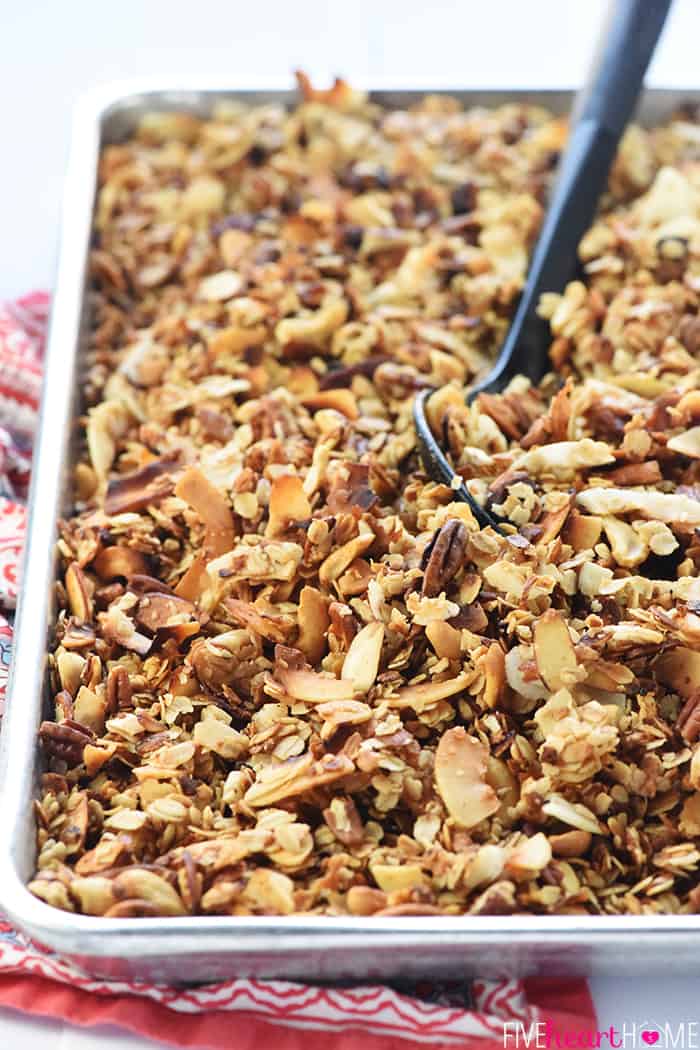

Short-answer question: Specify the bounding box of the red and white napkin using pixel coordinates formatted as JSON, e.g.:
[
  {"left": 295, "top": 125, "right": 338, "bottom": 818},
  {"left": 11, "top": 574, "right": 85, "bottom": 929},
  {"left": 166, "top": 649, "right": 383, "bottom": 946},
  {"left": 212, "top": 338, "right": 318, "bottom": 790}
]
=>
[{"left": 0, "top": 293, "right": 596, "bottom": 1048}]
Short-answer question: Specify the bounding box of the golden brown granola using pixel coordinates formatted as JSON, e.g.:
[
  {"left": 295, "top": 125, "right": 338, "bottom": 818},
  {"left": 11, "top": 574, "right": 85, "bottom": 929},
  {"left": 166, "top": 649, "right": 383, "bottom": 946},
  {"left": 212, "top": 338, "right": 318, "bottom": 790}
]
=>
[{"left": 30, "top": 77, "right": 700, "bottom": 919}]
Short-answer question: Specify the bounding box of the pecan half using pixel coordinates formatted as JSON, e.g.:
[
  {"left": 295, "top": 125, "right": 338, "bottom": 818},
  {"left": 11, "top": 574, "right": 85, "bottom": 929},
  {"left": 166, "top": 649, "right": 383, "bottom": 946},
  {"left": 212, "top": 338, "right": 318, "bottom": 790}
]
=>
[
  {"left": 678, "top": 692, "right": 700, "bottom": 743},
  {"left": 39, "top": 720, "right": 94, "bottom": 765},
  {"left": 106, "top": 665, "right": 132, "bottom": 713},
  {"left": 421, "top": 520, "right": 467, "bottom": 597}
]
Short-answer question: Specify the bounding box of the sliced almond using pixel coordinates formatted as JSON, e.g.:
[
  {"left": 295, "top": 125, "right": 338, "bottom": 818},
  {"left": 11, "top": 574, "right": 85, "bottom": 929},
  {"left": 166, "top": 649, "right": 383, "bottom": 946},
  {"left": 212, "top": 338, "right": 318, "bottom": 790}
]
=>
[
  {"left": 316, "top": 699, "right": 373, "bottom": 729},
  {"left": 434, "top": 727, "right": 499, "bottom": 829},
  {"left": 668, "top": 426, "right": 700, "bottom": 458},
  {"left": 65, "top": 564, "right": 93, "bottom": 622},
  {"left": 266, "top": 474, "right": 312, "bottom": 538},
  {"left": 87, "top": 401, "right": 129, "bottom": 482},
  {"left": 83, "top": 742, "right": 117, "bottom": 777},
  {"left": 296, "top": 586, "right": 331, "bottom": 665},
  {"left": 482, "top": 643, "right": 505, "bottom": 709},
  {"left": 533, "top": 610, "right": 578, "bottom": 691},
  {"left": 341, "top": 622, "right": 384, "bottom": 693},
  {"left": 389, "top": 671, "right": 470, "bottom": 713},
  {"left": 541, "top": 794, "right": 604, "bottom": 835}
]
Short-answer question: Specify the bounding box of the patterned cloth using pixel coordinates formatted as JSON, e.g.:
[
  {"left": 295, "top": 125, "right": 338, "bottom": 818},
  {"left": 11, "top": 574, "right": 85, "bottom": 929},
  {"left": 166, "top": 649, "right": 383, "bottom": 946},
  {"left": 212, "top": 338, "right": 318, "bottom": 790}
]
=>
[{"left": 0, "top": 293, "right": 596, "bottom": 1047}]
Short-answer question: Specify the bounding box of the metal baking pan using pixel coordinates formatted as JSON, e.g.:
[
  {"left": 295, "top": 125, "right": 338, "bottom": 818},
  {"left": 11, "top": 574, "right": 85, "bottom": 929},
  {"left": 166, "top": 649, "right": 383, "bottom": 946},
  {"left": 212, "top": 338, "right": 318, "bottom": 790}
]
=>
[{"left": 1, "top": 82, "right": 699, "bottom": 984}]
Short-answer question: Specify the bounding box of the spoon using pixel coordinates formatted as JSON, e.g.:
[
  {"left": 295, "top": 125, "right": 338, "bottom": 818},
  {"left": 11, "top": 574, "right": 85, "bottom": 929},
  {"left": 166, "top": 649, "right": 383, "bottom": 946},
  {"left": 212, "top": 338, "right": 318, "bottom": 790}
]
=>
[{"left": 413, "top": 0, "right": 672, "bottom": 531}]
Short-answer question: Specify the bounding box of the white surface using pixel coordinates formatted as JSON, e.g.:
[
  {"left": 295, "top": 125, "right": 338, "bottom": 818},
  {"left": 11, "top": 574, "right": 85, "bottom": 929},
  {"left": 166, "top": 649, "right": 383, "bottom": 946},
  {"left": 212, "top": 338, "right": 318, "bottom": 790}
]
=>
[{"left": 2, "top": 0, "right": 700, "bottom": 1044}]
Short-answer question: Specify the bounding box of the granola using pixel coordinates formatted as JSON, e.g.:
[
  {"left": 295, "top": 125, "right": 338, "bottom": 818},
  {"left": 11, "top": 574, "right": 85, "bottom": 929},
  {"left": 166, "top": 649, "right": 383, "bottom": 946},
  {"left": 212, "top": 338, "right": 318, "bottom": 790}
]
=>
[{"left": 30, "top": 77, "right": 700, "bottom": 919}]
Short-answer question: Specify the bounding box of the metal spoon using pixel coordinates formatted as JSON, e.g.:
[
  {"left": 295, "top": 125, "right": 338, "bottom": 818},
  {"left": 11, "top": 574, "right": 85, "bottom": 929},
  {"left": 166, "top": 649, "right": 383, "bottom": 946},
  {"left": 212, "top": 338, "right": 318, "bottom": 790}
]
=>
[{"left": 413, "top": 0, "right": 672, "bottom": 531}]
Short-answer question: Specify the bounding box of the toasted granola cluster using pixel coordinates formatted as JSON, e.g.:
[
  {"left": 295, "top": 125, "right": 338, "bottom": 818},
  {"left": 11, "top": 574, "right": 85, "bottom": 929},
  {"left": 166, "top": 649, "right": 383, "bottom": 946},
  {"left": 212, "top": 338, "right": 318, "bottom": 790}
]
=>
[{"left": 30, "top": 77, "right": 700, "bottom": 919}]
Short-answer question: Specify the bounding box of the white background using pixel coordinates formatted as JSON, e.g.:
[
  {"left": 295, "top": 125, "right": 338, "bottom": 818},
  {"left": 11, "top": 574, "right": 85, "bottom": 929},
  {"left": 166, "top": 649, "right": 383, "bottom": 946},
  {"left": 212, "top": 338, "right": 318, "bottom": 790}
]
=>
[{"left": 2, "top": 0, "right": 700, "bottom": 1044}]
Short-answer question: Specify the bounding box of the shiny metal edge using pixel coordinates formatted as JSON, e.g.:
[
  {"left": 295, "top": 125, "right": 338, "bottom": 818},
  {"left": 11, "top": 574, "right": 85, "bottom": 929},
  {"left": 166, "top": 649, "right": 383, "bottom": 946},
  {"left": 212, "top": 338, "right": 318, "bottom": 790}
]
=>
[{"left": 2, "top": 82, "right": 700, "bottom": 981}]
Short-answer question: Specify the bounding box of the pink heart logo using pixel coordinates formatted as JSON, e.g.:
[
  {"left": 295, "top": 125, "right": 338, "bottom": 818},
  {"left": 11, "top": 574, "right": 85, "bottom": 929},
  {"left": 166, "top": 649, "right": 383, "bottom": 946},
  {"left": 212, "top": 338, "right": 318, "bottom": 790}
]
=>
[{"left": 642, "top": 1033, "right": 660, "bottom": 1046}]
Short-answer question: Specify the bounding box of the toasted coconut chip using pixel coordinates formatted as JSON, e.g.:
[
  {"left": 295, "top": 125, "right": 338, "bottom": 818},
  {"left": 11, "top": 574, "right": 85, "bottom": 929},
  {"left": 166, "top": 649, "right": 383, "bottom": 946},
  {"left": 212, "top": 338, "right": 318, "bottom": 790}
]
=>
[
  {"left": 87, "top": 401, "right": 129, "bottom": 482},
  {"left": 504, "top": 833, "right": 552, "bottom": 881},
  {"left": 513, "top": 439, "right": 615, "bottom": 479},
  {"left": 318, "top": 527, "right": 375, "bottom": 587},
  {"left": 425, "top": 620, "right": 461, "bottom": 661},
  {"left": 245, "top": 751, "right": 354, "bottom": 807},
  {"left": 275, "top": 667, "right": 358, "bottom": 703},
  {"left": 341, "top": 622, "right": 384, "bottom": 693},
  {"left": 93, "top": 546, "right": 150, "bottom": 581},
  {"left": 577, "top": 487, "right": 700, "bottom": 526},
  {"left": 73, "top": 687, "right": 107, "bottom": 736},
  {"left": 563, "top": 511, "right": 603, "bottom": 551},
  {"left": 104, "top": 455, "right": 178, "bottom": 515},
  {"left": 136, "top": 592, "right": 197, "bottom": 629},
  {"left": 175, "top": 466, "right": 235, "bottom": 559},
  {"left": 370, "top": 862, "right": 426, "bottom": 893},
  {"left": 435, "top": 727, "right": 500, "bottom": 829},
  {"left": 655, "top": 648, "right": 700, "bottom": 699},
  {"left": 266, "top": 475, "right": 312, "bottom": 538},
  {"left": 302, "top": 389, "right": 359, "bottom": 420},
  {"left": 223, "top": 597, "right": 294, "bottom": 643}
]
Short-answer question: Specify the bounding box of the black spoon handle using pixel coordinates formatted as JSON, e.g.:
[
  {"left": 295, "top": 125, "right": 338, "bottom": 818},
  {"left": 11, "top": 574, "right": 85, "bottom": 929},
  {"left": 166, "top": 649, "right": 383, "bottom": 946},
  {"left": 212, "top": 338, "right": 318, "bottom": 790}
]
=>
[{"left": 469, "top": 0, "right": 672, "bottom": 399}]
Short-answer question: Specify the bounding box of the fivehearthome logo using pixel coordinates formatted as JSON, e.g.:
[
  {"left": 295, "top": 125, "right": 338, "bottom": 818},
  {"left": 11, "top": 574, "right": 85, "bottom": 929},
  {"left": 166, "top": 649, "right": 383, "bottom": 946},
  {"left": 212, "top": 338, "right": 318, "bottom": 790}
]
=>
[{"left": 503, "top": 1021, "right": 700, "bottom": 1049}]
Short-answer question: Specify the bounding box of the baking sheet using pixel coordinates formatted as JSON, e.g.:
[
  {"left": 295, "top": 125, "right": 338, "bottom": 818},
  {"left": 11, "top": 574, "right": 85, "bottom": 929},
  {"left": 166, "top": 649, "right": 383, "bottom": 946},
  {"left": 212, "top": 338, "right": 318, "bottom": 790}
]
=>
[{"left": 1, "top": 83, "right": 699, "bottom": 982}]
